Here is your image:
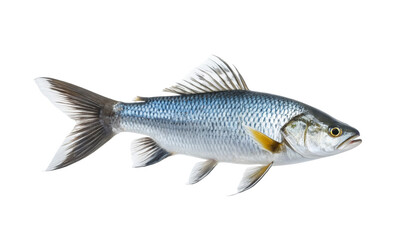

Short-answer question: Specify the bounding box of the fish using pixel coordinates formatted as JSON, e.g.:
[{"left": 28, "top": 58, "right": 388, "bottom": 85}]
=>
[{"left": 35, "top": 56, "right": 362, "bottom": 194}]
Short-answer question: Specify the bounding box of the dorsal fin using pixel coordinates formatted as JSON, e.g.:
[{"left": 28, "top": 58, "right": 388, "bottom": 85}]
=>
[{"left": 164, "top": 55, "right": 249, "bottom": 95}]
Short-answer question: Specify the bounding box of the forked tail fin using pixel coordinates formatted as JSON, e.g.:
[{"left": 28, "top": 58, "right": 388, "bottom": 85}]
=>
[{"left": 35, "top": 77, "right": 118, "bottom": 170}]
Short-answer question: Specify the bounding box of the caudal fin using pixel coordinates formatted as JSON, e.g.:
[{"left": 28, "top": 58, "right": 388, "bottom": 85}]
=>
[{"left": 35, "top": 77, "right": 118, "bottom": 170}]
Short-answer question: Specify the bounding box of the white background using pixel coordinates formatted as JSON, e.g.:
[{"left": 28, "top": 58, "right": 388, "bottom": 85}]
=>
[{"left": 1, "top": 0, "right": 419, "bottom": 239}]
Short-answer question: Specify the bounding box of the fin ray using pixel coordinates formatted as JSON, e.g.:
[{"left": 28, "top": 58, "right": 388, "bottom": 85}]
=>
[
  {"left": 35, "top": 77, "right": 117, "bottom": 170},
  {"left": 188, "top": 159, "right": 218, "bottom": 184},
  {"left": 236, "top": 162, "right": 273, "bottom": 194},
  {"left": 164, "top": 55, "right": 249, "bottom": 95},
  {"left": 245, "top": 126, "right": 284, "bottom": 153},
  {"left": 131, "top": 137, "right": 172, "bottom": 167}
]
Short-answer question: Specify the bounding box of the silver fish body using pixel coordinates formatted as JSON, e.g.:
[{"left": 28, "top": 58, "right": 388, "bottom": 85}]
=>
[
  {"left": 36, "top": 56, "right": 361, "bottom": 193},
  {"left": 115, "top": 91, "right": 305, "bottom": 165}
]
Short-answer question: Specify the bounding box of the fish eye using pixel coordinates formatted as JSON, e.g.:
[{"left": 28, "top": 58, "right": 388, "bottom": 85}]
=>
[{"left": 329, "top": 127, "right": 342, "bottom": 137}]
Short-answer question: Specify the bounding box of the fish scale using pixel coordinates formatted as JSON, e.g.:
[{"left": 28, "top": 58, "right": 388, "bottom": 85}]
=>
[{"left": 115, "top": 91, "right": 305, "bottom": 164}]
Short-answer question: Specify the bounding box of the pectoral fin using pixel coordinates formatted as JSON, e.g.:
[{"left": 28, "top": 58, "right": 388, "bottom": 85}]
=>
[
  {"left": 188, "top": 159, "right": 218, "bottom": 184},
  {"left": 245, "top": 126, "right": 284, "bottom": 153},
  {"left": 235, "top": 162, "right": 273, "bottom": 194}
]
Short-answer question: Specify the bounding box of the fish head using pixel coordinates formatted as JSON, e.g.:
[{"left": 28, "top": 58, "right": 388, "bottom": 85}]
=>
[{"left": 281, "top": 109, "right": 361, "bottom": 159}]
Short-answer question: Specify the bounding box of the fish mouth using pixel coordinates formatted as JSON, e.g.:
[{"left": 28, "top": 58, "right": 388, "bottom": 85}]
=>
[{"left": 337, "top": 135, "right": 362, "bottom": 151}]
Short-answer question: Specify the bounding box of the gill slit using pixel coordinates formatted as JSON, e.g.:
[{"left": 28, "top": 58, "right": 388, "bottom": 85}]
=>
[
  {"left": 281, "top": 134, "right": 307, "bottom": 160},
  {"left": 303, "top": 124, "right": 309, "bottom": 149}
]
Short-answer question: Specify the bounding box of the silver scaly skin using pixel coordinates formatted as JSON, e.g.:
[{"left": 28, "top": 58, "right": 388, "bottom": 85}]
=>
[
  {"left": 35, "top": 56, "right": 362, "bottom": 194},
  {"left": 115, "top": 91, "right": 305, "bottom": 165}
]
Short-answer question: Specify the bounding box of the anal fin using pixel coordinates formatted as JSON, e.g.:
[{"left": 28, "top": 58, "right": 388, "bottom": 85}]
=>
[
  {"left": 131, "top": 137, "right": 172, "bottom": 167},
  {"left": 235, "top": 162, "right": 273, "bottom": 194},
  {"left": 188, "top": 159, "right": 218, "bottom": 184}
]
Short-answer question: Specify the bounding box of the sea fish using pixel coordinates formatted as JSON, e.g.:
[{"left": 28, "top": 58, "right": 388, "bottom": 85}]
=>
[{"left": 35, "top": 56, "right": 362, "bottom": 194}]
